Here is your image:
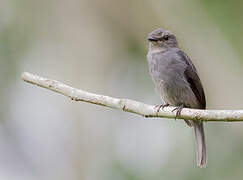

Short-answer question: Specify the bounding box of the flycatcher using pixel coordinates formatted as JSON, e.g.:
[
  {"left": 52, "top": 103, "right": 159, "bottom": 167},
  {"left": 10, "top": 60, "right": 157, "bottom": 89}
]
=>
[{"left": 147, "top": 28, "right": 206, "bottom": 167}]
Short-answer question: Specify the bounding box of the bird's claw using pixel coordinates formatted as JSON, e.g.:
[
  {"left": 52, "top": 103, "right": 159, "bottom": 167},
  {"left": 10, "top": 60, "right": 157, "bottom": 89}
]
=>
[
  {"left": 172, "top": 104, "right": 184, "bottom": 120},
  {"left": 155, "top": 103, "right": 169, "bottom": 113}
]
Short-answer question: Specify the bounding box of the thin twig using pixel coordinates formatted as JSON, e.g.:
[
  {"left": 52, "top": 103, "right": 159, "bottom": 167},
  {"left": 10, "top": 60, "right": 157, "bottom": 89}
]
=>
[{"left": 21, "top": 72, "right": 243, "bottom": 122}]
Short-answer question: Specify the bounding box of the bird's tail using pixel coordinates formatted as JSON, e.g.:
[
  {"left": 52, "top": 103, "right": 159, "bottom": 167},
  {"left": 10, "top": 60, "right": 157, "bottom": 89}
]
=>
[{"left": 193, "top": 122, "right": 207, "bottom": 168}]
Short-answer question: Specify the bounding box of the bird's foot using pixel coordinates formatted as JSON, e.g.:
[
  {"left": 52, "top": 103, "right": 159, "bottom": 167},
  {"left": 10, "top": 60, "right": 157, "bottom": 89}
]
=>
[
  {"left": 154, "top": 103, "right": 169, "bottom": 113},
  {"left": 172, "top": 104, "right": 184, "bottom": 120}
]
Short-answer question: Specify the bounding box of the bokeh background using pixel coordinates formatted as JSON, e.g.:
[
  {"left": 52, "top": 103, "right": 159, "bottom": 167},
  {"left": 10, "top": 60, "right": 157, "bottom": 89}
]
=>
[{"left": 1, "top": 0, "right": 243, "bottom": 179}]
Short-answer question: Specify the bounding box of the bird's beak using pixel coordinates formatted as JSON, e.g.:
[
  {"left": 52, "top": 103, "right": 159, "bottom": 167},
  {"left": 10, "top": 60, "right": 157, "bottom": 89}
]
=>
[
  {"left": 148, "top": 37, "right": 157, "bottom": 42},
  {"left": 147, "top": 35, "right": 157, "bottom": 42}
]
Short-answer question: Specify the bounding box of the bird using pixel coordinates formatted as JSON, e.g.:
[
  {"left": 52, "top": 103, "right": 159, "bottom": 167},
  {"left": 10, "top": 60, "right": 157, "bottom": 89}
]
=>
[{"left": 146, "top": 28, "right": 207, "bottom": 167}]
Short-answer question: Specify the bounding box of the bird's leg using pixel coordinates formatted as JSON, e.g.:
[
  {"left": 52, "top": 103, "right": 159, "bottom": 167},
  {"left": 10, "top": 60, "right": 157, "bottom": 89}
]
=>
[
  {"left": 154, "top": 103, "right": 169, "bottom": 113},
  {"left": 172, "top": 104, "right": 184, "bottom": 120}
]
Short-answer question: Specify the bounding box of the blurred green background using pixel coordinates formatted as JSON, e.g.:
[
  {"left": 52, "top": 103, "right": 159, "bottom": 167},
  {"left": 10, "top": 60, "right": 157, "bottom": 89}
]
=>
[{"left": 1, "top": 0, "right": 243, "bottom": 179}]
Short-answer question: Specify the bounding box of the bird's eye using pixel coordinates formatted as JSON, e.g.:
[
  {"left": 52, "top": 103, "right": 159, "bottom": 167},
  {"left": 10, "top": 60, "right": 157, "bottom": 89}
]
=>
[{"left": 163, "top": 35, "right": 169, "bottom": 41}]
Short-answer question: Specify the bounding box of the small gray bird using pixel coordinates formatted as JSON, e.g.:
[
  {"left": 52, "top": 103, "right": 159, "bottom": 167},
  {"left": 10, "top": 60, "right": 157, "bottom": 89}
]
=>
[{"left": 147, "top": 28, "right": 206, "bottom": 167}]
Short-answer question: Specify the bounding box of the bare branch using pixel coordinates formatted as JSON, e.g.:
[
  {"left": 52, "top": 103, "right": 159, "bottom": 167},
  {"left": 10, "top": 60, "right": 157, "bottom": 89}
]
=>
[{"left": 21, "top": 72, "right": 243, "bottom": 122}]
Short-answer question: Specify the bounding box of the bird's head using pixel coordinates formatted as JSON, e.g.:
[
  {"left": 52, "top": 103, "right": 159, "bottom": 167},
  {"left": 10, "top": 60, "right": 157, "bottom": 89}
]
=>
[{"left": 147, "top": 28, "right": 178, "bottom": 51}]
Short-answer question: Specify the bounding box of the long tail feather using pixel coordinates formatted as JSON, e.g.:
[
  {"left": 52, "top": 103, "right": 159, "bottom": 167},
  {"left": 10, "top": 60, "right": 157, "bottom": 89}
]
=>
[{"left": 193, "top": 122, "right": 207, "bottom": 168}]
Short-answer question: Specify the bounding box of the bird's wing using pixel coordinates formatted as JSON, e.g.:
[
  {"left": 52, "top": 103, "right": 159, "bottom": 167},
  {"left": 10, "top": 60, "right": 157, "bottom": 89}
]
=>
[{"left": 177, "top": 50, "right": 206, "bottom": 109}]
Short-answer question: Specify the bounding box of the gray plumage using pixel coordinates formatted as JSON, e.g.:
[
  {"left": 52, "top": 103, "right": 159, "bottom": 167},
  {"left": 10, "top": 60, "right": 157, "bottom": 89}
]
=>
[{"left": 147, "top": 28, "right": 206, "bottom": 167}]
